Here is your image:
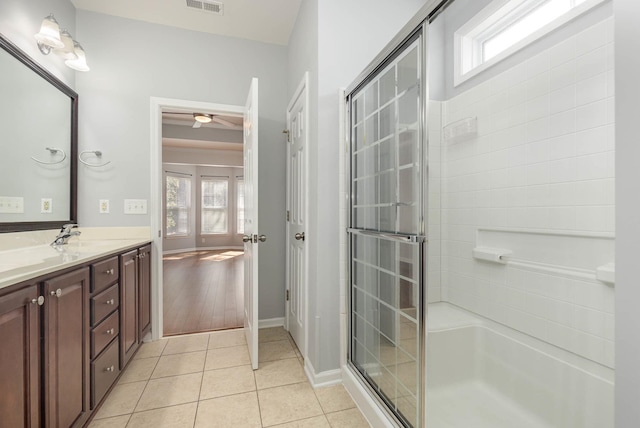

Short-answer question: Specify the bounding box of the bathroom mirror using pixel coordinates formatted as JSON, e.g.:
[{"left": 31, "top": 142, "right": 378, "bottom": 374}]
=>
[{"left": 0, "top": 33, "right": 77, "bottom": 232}]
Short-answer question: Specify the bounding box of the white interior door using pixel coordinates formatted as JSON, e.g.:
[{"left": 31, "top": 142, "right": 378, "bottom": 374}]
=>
[
  {"left": 286, "top": 74, "right": 308, "bottom": 355},
  {"left": 243, "top": 78, "right": 259, "bottom": 370}
]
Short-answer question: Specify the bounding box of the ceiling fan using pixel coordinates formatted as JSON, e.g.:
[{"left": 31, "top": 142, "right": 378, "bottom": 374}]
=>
[
  {"left": 165, "top": 111, "right": 240, "bottom": 129},
  {"left": 192, "top": 113, "right": 239, "bottom": 129}
]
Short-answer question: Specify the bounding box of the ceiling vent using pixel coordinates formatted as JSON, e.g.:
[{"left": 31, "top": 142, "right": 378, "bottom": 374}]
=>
[{"left": 186, "top": 0, "right": 224, "bottom": 15}]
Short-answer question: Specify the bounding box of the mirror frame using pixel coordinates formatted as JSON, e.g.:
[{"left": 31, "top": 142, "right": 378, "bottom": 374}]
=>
[{"left": 0, "top": 32, "right": 78, "bottom": 233}]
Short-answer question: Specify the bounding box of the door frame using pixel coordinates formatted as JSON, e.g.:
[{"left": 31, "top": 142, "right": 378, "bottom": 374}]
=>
[
  {"left": 149, "top": 97, "right": 244, "bottom": 340},
  {"left": 285, "top": 72, "right": 310, "bottom": 360}
]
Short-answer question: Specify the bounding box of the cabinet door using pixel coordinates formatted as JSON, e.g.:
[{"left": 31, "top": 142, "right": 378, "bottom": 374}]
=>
[
  {"left": 0, "top": 285, "right": 40, "bottom": 428},
  {"left": 120, "top": 250, "right": 139, "bottom": 367},
  {"left": 44, "top": 268, "right": 90, "bottom": 428},
  {"left": 138, "top": 245, "right": 152, "bottom": 339}
]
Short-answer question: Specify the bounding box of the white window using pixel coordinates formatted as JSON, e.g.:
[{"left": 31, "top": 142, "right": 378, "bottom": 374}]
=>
[
  {"left": 237, "top": 178, "right": 245, "bottom": 234},
  {"left": 454, "top": 0, "right": 605, "bottom": 85},
  {"left": 201, "top": 178, "right": 228, "bottom": 234},
  {"left": 166, "top": 175, "right": 191, "bottom": 236}
]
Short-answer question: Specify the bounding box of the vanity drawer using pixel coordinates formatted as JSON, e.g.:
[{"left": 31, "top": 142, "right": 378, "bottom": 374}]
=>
[
  {"left": 91, "top": 339, "right": 120, "bottom": 408},
  {"left": 91, "top": 310, "right": 119, "bottom": 359},
  {"left": 91, "top": 284, "right": 119, "bottom": 326},
  {"left": 92, "top": 257, "right": 119, "bottom": 294}
]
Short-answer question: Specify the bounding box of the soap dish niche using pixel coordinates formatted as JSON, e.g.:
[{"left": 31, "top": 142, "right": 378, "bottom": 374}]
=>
[{"left": 443, "top": 117, "right": 477, "bottom": 143}]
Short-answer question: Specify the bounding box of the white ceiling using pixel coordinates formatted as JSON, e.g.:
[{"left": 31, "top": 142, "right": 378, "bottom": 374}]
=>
[{"left": 71, "top": 0, "right": 302, "bottom": 45}]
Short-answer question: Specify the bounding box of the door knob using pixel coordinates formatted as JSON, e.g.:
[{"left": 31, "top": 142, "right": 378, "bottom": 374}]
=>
[
  {"left": 295, "top": 232, "right": 305, "bottom": 241},
  {"left": 242, "top": 235, "right": 252, "bottom": 243}
]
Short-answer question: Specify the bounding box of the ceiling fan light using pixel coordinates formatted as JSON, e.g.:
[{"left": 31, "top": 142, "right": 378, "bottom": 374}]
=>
[
  {"left": 34, "top": 14, "right": 64, "bottom": 52},
  {"left": 194, "top": 113, "right": 212, "bottom": 123}
]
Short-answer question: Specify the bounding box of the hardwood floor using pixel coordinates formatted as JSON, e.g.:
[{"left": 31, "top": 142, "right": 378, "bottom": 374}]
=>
[{"left": 163, "top": 250, "right": 244, "bottom": 336}]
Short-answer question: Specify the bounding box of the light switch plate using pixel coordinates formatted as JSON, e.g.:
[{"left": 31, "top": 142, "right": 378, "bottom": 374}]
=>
[
  {"left": 124, "top": 199, "right": 147, "bottom": 215},
  {"left": 0, "top": 196, "right": 24, "bottom": 213},
  {"left": 99, "top": 199, "right": 110, "bottom": 214},
  {"left": 41, "top": 198, "right": 52, "bottom": 214}
]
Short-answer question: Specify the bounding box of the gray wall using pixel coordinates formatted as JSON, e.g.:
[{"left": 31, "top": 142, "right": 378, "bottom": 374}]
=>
[
  {"left": 615, "top": 1, "right": 640, "bottom": 426},
  {"left": 0, "top": 0, "right": 76, "bottom": 87},
  {"left": 75, "top": 10, "right": 288, "bottom": 321}
]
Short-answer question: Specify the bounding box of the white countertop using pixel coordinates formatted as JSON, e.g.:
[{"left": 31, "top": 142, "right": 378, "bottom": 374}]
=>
[{"left": 0, "top": 227, "right": 151, "bottom": 290}]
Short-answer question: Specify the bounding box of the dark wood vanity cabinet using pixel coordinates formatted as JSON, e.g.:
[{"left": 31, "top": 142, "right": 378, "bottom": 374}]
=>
[
  {"left": 138, "top": 244, "right": 152, "bottom": 339},
  {"left": 43, "top": 268, "right": 91, "bottom": 428},
  {"left": 120, "top": 245, "right": 152, "bottom": 368},
  {"left": 0, "top": 242, "right": 152, "bottom": 428},
  {"left": 120, "top": 249, "right": 139, "bottom": 368},
  {"left": 0, "top": 285, "right": 40, "bottom": 428},
  {"left": 89, "top": 256, "right": 121, "bottom": 408},
  {"left": 0, "top": 268, "right": 91, "bottom": 428}
]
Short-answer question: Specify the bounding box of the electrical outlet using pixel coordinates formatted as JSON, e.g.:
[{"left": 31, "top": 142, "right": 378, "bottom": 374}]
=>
[
  {"left": 124, "top": 199, "right": 147, "bottom": 215},
  {"left": 41, "top": 198, "right": 52, "bottom": 214},
  {"left": 99, "top": 199, "right": 110, "bottom": 214}
]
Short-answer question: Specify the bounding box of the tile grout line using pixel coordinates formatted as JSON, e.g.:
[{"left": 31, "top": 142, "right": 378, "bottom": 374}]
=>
[
  {"left": 191, "top": 333, "right": 209, "bottom": 428},
  {"left": 254, "top": 369, "right": 265, "bottom": 428}
]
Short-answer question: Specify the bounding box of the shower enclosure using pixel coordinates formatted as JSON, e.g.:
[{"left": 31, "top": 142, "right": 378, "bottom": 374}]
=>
[
  {"left": 346, "top": 29, "right": 426, "bottom": 427},
  {"left": 345, "top": 0, "right": 615, "bottom": 427}
]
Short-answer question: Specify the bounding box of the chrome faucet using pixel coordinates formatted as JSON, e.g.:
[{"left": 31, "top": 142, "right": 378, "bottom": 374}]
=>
[{"left": 51, "top": 223, "right": 81, "bottom": 246}]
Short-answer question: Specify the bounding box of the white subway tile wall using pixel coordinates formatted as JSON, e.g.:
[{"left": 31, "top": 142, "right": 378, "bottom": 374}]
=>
[{"left": 439, "top": 18, "right": 615, "bottom": 368}]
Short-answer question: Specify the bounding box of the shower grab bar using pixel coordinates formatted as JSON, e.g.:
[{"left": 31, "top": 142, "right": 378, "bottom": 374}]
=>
[{"left": 346, "top": 228, "right": 425, "bottom": 243}]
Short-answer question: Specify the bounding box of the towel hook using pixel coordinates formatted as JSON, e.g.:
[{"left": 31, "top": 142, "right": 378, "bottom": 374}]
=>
[
  {"left": 79, "top": 150, "right": 111, "bottom": 167},
  {"left": 31, "top": 147, "right": 67, "bottom": 165}
]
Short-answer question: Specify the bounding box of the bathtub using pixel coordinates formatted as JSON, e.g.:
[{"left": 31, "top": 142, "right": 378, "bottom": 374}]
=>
[{"left": 426, "top": 303, "right": 614, "bottom": 428}]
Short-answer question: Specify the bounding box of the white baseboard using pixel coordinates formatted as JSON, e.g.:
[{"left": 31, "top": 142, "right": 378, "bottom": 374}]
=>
[
  {"left": 258, "top": 317, "right": 285, "bottom": 329},
  {"left": 342, "top": 366, "right": 398, "bottom": 428},
  {"left": 162, "top": 246, "right": 243, "bottom": 255},
  {"left": 303, "top": 359, "right": 342, "bottom": 388}
]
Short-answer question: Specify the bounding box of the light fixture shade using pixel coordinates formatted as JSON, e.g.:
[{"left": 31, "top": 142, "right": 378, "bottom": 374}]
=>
[
  {"left": 65, "top": 41, "right": 90, "bottom": 72},
  {"left": 34, "top": 14, "right": 64, "bottom": 49},
  {"left": 55, "top": 29, "right": 77, "bottom": 60},
  {"left": 194, "top": 113, "right": 213, "bottom": 123}
]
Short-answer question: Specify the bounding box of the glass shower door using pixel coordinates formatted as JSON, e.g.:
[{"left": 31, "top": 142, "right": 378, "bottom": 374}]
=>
[{"left": 347, "top": 33, "right": 425, "bottom": 428}]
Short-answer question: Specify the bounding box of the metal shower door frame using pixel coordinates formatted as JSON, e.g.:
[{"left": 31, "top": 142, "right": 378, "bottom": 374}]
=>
[{"left": 345, "top": 22, "right": 429, "bottom": 428}]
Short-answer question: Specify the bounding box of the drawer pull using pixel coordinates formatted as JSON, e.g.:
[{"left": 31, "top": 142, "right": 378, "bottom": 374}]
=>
[
  {"left": 104, "top": 268, "right": 115, "bottom": 275},
  {"left": 105, "top": 328, "right": 115, "bottom": 335},
  {"left": 104, "top": 365, "right": 115, "bottom": 373},
  {"left": 105, "top": 299, "right": 115, "bottom": 305},
  {"left": 50, "top": 288, "right": 62, "bottom": 298},
  {"left": 31, "top": 296, "right": 45, "bottom": 306}
]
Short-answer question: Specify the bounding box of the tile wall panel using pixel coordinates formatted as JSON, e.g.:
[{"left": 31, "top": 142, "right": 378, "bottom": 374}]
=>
[{"left": 439, "top": 18, "right": 615, "bottom": 368}]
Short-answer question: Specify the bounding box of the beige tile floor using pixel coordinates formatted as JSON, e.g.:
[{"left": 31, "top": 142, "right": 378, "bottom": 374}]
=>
[{"left": 89, "top": 327, "right": 371, "bottom": 427}]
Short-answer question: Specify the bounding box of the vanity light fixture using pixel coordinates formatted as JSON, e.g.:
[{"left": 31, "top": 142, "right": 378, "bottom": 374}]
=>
[
  {"left": 34, "top": 14, "right": 90, "bottom": 71},
  {"left": 34, "top": 14, "right": 64, "bottom": 53},
  {"left": 55, "top": 29, "right": 77, "bottom": 60},
  {"left": 65, "top": 41, "right": 90, "bottom": 72},
  {"left": 194, "top": 113, "right": 213, "bottom": 123}
]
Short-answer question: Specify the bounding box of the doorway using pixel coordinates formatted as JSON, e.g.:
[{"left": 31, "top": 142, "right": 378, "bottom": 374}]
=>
[
  {"left": 160, "top": 110, "right": 245, "bottom": 336},
  {"left": 150, "top": 85, "right": 262, "bottom": 369}
]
